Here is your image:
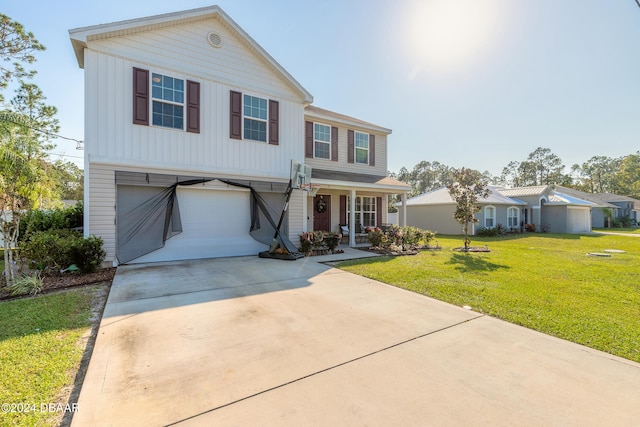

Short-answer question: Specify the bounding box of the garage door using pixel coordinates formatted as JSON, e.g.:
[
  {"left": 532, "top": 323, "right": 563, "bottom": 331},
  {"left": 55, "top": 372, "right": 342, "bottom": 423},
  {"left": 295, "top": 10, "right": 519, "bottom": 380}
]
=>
[
  {"left": 567, "top": 207, "right": 591, "bottom": 234},
  {"left": 121, "top": 185, "right": 268, "bottom": 264},
  {"left": 117, "top": 182, "right": 274, "bottom": 263}
]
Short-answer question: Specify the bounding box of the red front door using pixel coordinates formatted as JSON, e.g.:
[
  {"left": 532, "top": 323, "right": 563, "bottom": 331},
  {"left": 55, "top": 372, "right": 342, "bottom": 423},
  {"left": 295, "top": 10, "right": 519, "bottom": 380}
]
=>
[{"left": 313, "top": 195, "right": 331, "bottom": 232}]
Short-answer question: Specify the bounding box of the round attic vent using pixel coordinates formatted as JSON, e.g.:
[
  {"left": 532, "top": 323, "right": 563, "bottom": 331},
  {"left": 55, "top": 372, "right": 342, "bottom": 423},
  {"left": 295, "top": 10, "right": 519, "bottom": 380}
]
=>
[{"left": 207, "top": 32, "right": 223, "bottom": 48}]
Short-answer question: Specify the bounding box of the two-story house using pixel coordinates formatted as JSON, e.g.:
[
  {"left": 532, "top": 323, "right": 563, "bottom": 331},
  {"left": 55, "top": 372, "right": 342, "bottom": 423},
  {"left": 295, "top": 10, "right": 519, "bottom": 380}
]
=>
[{"left": 69, "top": 5, "right": 409, "bottom": 265}]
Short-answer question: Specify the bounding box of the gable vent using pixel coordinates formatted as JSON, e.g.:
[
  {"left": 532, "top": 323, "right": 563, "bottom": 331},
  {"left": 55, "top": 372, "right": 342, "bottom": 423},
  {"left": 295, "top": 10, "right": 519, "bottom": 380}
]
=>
[{"left": 207, "top": 32, "right": 223, "bottom": 48}]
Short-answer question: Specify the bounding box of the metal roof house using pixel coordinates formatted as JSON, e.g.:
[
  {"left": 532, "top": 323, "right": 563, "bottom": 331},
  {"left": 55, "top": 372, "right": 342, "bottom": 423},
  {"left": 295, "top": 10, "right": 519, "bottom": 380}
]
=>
[{"left": 400, "top": 185, "right": 596, "bottom": 235}]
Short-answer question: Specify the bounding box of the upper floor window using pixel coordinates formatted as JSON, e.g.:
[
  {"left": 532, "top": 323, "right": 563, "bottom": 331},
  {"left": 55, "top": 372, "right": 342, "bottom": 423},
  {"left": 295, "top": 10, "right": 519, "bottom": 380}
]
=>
[
  {"left": 152, "top": 73, "right": 184, "bottom": 130},
  {"left": 314, "top": 123, "right": 331, "bottom": 159},
  {"left": 355, "top": 132, "right": 369, "bottom": 164},
  {"left": 243, "top": 94, "right": 267, "bottom": 142},
  {"left": 507, "top": 207, "right": 519, "bottom": 228},
  {"left": 485, "top": 206, "right": 495, "bottom": 228}
]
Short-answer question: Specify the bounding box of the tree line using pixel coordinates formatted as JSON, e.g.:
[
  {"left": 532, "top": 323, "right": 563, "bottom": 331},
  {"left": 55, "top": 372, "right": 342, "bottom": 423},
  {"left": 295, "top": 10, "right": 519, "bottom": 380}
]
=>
[
  {"left": 1, "top": 14, "right": 83, "bottom": 285},
  {"left": 390, "top": 147, "right": 640, "bottom": 200}
]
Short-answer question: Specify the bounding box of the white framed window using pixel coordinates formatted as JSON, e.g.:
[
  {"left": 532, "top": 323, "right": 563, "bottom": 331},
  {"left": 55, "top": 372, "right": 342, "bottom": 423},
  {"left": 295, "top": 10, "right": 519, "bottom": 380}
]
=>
[
  {"left": 314, "top": 123, "right": 331, "bottom": 159},
  {"left": 484, "top": 206, "right": 495, "bottom": 228},
  {"left": 151, "top": 73, "right": 184, "bottom": 130},
  {"left": 355, "top": 131, "right": 369, "bottom": 164},
  {"left": 243, "top": 94, "right": 267, "bottom": 142},
  {"left": 507, "top": 207, "right": 519, "bottom": 228},
  {"left": 348, "top": 196, "right": 377, "bottom": 228}
]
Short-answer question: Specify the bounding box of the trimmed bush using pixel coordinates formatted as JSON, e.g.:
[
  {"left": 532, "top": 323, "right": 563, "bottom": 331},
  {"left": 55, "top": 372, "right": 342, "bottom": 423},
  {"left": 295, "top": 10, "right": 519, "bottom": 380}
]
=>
[
  {"left": 19, "top": 230, "right": 105, "bottom": 274},
  {"left": 69, "top": 235, "right": 106, "bottom": 274},
  {"left": 19, "top": 203, "right": 83, "bottom": 241}
]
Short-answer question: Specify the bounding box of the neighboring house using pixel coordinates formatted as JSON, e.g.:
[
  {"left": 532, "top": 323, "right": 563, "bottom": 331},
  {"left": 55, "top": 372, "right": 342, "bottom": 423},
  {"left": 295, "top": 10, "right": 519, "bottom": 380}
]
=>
[
  {"left": 69, "top": 6, "right": 409, "bottom": 265},
  {"left": 400, "top": 185, "right": 595, "bottom": 235},
  {"left": 498, "top": 186, "right": 594, "bottom": 234},
  {"left": 398, "top": 186, "right": 527, "bottom": 235},
  {"left": 589, "top": 193, "right": 639, "bottom": 224},
  {"left": 552, "top": 186, "right": 622, "bottom": 228}
]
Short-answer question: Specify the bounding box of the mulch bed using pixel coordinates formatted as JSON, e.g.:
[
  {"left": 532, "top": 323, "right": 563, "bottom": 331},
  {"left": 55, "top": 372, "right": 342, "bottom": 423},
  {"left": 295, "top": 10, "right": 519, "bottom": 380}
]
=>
[
  {"left": 453, "top": 246, "right": 491, "bottom": 252},
  {"left": 0, "top": 267, "right": 116, "bottom": 301}
]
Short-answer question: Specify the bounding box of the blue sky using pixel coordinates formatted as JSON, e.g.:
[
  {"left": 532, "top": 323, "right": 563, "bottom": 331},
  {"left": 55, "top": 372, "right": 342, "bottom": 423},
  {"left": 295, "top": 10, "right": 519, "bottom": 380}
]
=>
[{"left": 3, "top": 0, "right": 640, "bottom": 177}]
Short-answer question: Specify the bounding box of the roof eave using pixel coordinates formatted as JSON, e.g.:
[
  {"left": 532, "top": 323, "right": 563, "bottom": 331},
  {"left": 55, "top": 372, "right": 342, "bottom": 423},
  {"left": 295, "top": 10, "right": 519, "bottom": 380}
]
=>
[
  {"left": 68, "top": 6, "right": 314, "bottom": 103},
  {"left": 312, "top": 178, "right": 410, "bottom": 192},
  {"left": 304, "top": 108, "right": 391, "bottom": 134}
]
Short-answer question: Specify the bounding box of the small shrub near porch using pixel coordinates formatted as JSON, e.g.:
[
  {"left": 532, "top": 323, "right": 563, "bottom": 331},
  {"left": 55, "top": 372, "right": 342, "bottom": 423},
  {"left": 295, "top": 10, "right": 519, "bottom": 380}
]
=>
[{"left": 299, "top": 231, "right": 343, "bottom": 256}]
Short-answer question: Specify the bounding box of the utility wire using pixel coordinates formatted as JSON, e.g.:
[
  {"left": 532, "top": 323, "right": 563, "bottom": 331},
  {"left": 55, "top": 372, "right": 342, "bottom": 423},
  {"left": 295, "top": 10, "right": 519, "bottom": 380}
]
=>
[{"left": 4, "top": 118, "right": 83, "bottom": 147}]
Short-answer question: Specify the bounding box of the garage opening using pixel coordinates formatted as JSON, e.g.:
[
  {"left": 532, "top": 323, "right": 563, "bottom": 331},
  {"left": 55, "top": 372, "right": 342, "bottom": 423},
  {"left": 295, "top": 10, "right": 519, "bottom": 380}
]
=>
[{"left": 115, "top": 172, "right": 292, "bottom": 264}]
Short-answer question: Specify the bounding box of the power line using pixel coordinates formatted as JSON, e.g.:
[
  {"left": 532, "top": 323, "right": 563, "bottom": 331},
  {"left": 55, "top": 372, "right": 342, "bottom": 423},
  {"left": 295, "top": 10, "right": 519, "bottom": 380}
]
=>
[
  {"left": 49, "top": 152, "right": 84, "bottom": 160},
  {"left": 4, "top": 118, "right": 84, "bottom": 149}
]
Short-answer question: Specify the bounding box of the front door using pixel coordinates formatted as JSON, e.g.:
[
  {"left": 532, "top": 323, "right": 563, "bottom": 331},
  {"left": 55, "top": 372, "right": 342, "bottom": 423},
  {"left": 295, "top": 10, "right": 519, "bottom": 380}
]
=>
[{"left": 313, "top": 195, "right": 331, "bottom": 232}]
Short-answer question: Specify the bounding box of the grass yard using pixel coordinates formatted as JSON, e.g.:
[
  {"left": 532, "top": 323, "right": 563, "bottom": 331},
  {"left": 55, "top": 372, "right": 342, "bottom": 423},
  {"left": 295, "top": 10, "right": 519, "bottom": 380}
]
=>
[
  {"left": 338, "top": 233, "right": 640, "bottom": 363},
  {"left": 0, "top": 285, "right": 102, "bottom": 426}
]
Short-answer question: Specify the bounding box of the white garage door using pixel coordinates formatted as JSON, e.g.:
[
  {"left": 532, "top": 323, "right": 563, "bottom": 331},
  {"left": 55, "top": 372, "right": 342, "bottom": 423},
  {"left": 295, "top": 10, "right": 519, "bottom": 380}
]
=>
[
  {"left": 131, "top": 186, "right": 267, "bottom": 263},
  {"left": 567, "top": 207, "right": 591, "bottom": 234}
]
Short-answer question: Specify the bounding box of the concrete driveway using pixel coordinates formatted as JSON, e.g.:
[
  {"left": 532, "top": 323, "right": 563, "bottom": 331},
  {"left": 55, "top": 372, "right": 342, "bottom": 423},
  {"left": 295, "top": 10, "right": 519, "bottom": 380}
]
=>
[{"left": 72, "top": 254, "right": 640, "bottom": 426}]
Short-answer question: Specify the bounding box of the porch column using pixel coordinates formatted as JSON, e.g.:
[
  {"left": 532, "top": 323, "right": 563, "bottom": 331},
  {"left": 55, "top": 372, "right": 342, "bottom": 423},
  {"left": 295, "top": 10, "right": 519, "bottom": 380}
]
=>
[
  {"left": 349, "top": 189, "right": 356, "bottom": 247},
  {"left": 401, "top": 192, "right": 407, "bottom": 226}
]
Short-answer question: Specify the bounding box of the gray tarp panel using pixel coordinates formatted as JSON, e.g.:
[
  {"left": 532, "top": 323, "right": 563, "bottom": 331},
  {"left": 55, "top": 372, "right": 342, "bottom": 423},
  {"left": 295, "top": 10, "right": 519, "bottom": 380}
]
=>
[{"left": 114, "top": 172, "right": 296, "bottom": 263}]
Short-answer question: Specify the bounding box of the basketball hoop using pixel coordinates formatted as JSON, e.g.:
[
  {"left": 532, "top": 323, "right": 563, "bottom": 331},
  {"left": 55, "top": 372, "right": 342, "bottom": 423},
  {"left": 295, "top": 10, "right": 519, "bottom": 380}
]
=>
[{"left": 290, "top": 160, "right": 312, "bottom": 190}]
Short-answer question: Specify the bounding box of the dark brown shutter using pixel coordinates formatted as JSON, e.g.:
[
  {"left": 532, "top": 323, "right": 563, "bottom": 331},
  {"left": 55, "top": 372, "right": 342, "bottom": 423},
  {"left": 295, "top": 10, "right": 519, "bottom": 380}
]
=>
[
  {"left": 340, "top": 195, "right": 347, "bottom": 224},
  {"left": 230, "top": 90, "right": 242, "bottom": 139},
  {"left": 369, "top": 134, "right": 376, "bottom": 166},
  {"left": 133, "top": 67, "right": 149, "bottom": 126},
  {"left": 347, "top": 130, "right": 354, "bottom": 163},
  {"left": 305, "top": 121, "right": 313, "bottom": 158},
  {"left": 331, "top": 126, "right": 338, "bottom": 161},
  {"left": 376, "top": 197, "right": 382, "bottom": 226},
  {"left": 268, "top": 99, "right": 279, "bottom": 145},
  {"left": 186, "top": 80, "right": 200, "bottom": 133}
]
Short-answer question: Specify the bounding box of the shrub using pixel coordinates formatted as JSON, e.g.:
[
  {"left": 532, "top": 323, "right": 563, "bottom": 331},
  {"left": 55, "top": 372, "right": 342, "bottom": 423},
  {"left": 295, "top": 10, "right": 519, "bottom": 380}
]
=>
[
  {"left": 477, "top": 227, "right": 499, "bottom": 237},
  {"left": 19, "top": 231, "right": 105, "bottom": 274},
  {"left": 299, "top": 233, "right": 312, "bottom": 253},
  {"left": 495, "top": 223, "right": 507, "bottom": 235},
  {"left": 19, "top": 203, "right": 83, "bottom": 241},
  {"left": 8, "top": 272, "right": 44, "bottom": 296},
  {"left": 20, "top": 230, "right": 78, "bottom": 272},
  {"left": 402, "top": 226, "right": 423, "bottom": 246},
  {"left": 368, "top": 229, "right": 385, "bottom": 247},
  {"left": 69, "top": 235, "right": 106, "bottom": 274},
  {"left": 525, "top": 223, "right": 536, "bottom": 232},
  {"left": 422, "top": 229, "right": 436, "bottom": 245},
  {"left": 618, "top": 216, "right": 633, "bottom": 228}
]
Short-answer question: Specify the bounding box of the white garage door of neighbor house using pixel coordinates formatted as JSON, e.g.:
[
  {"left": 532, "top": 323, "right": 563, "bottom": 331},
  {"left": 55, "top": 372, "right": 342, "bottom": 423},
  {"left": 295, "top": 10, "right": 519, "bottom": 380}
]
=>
[
  {"left": 567, "top": 207, "right": 591, "bottom": 233},
  {"left": 131, "top": 186, "right": 267, "bottom": 263}
]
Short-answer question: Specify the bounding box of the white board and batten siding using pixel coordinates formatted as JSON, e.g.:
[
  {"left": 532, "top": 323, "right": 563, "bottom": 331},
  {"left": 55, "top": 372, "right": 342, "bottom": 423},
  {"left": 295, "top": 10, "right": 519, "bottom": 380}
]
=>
[
  {"left": 82, "top": 14, "right": 311, "bottom": 264},
  {"left": 84, "top": 51, "right": 305, "bottom": 178}
]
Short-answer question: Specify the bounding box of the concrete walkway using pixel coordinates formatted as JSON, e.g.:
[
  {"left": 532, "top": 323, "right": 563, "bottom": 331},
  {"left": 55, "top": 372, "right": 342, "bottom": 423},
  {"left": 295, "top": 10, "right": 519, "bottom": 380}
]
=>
[{"left": 72, "top": 255, "right": 640, "bottom": 426}]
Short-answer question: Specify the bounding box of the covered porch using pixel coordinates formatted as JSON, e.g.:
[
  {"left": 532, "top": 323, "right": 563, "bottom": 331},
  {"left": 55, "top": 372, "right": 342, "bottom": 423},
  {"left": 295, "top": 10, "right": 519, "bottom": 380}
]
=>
[{"left": 305, "top": 170, "right": 410, "bottom": 248}]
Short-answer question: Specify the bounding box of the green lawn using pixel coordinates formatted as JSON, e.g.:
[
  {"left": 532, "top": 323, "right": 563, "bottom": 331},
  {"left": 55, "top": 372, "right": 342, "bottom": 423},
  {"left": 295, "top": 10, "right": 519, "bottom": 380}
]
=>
[
  {"left": 593, "top": 227, "right": 640, "bottom": 234},
  {"left": 0, "top": 286, "right": 101, "bottom": 426},
  {"left": 338, "top": 233, "right": 640, "bottom": 363}
]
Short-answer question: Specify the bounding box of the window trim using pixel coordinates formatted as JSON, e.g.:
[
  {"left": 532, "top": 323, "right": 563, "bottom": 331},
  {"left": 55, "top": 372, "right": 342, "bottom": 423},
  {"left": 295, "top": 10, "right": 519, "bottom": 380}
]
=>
[
  {"left": 347, "top": 196, "right": 377, "bottom": 228},
  {"left": 484, "top": 205, "right": 496, "bottom": 228},
  {"left": 507, "top": 206, "right": 519, "bottom": 228},
  {"left": 151, "top": 72, "right": 185, "bottom": 131},
  {"left": 243, "top": 93, "right": 268, "bottom": 142},
  {"left": 354, "top": 131, "right": 369, "bottom": 165},
  {"left": 313, "top": 122, "right": 331, "bottom": 160}
]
